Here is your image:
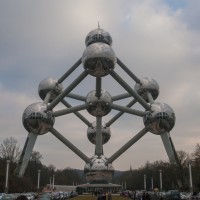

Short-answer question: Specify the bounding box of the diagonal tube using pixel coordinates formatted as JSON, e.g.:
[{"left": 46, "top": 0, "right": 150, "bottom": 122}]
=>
[
  {"left": 50, "top": 127, "right": 90, "bottom": 163},
  {"left": 43, "top": 91, "right": 52, "bottom": 104},
  {"left": 47, "top": 70, "right": 88, "bottom": 111},
  {"left": 53, "top": 104, "right": 88, "bottom": 117},
  {"left": 106, "top": 127, "right": 149, "bottom": 164},
  {"left": 117, "top": 58, "right": 140, "bottom": 83},
  {"left": 15, "top": 132, "right": 37, "bottom": 177},
  {"left": 58, "top": 58, "right": 82, "bottom": 84},
  {"left": 61, "top": 99, "right": 91, "bottom": 127},
  {"left": 110, "top": 70, "right": 150, "bottom": 110},
  {"left": 112, "top": 93, "right": 131, "bottom": 101},
  {"left": 147, "top": 92, "right": 154, "bottom": 104},
  {"left": 110, "top": 103, "right": 146, "bottom": 117},
  {"left": 160, "top": 131, "right": 178, "bottom": 164},
  {"left": 66, "top": 93, "right": 86, "bottom": 101},
  {"left": 106, "top": 99, "right": 137, "bottom": 127}
]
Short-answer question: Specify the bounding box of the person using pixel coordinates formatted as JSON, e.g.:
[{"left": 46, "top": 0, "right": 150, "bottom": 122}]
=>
[
  {"left": 142, "top": 192, "right": 146, "bottom": 200},
  {"left": 102, "top": 191, "right": 106, "bottom": 200},
  {"left": 108, "top": 191, "right": 112, "bottom": 200},
  {"left": 145, "top": 192, "right": 150, "bottom": 200}
]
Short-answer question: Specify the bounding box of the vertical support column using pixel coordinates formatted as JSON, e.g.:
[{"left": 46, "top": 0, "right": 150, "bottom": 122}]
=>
[
  {"left": 95, "top": 117, "right": 103, "bottom": 156},
  {"left": 144, "top": 174, "right": 146, "bottom": 191},
  {"left": 37, "top": 170, "right": 41, "bottom": 190},
  {"left": 159, "top": 169, "right": 163, "bottom": 191},
  {"left": 188, "top": 161, "right": 193, "bottom": 193},
  {"left": 5, "top": 160, "right": 10, "bottom": 193}
]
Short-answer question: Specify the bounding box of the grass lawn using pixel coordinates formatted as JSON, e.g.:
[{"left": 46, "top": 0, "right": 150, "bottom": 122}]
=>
[{"left": 72, "top": 194, "right": 131, "bottom": 200}]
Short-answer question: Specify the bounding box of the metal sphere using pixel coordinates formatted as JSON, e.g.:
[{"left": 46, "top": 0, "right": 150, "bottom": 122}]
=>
[
  {"left": 86, "top": 90, "right": 112, "bottom": 117},
  {"left": 85, "top": 28, "right": 112, "bottom": 47},
  {"left": 82, "top": 43, "right": 116, "bottom": 77},
  {"left": 143, "top": 102, "right": 175, "bottom": 135},
  {"left": 84, "top": 155, "right": 114, "bottom": 183},
  {"left": 38, "top": 78, "right": 63, "bottom": 103},
  {"left": 22, "top": 102, "right": 55, "bottom": 135},
  {"left": 134, "top": 77, "right": 159, "bottom": 102},
  {"left": 87, "top": 121, "right": 111, "bottom": 144}
]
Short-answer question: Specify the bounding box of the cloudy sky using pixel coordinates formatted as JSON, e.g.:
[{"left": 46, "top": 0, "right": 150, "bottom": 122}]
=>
[{"left": 0, "top": 0, "right": 200, "bottom": 172}]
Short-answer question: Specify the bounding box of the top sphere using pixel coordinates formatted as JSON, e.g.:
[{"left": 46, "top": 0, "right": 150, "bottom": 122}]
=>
[{"left": 85, "top": 28, "right": 112, "bottom": 47}]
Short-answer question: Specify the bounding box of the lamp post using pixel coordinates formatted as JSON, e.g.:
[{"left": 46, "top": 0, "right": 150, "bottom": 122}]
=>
[
  {"left": 188, "top": 161, "right": 193, "bottom": 193},
  {"left": 159, "top": 169, "right": 162, "bottom": 191},
  {"left": 37, "top": 170, "right": 41, "bottom": 190},
  {"left": 144, "top": 174, "right": 146, "bottom": 191},
  {"left": 5, "top": 160, "right": 10, "bottom": 193},
  {"left": 50, "top": 177, "right": 52, "bottom": 190},
  {"left": 52, "top": 175, "right": 55, "bottom": 191},
  {"left": 151, "top": 177, "right": 154, "bottom": 191}
]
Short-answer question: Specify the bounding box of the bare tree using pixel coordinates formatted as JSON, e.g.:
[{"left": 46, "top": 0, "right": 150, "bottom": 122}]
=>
[
  {"left": 30, "top": 151, "right": 43, "bottom": 163},
  {"left": 0, "top": 137, "right": 21, "bottom": 162},
  {"left": 191, "top": 143, "right": 200, "bottom": 167},
  {"left": 177, "top": 150, "right": 190, "bottom": 167}
]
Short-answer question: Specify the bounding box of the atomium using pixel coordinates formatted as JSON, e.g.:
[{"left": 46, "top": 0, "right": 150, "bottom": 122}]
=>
[{"left": 16, "top": 27, "right": 180, "bottom": 186}]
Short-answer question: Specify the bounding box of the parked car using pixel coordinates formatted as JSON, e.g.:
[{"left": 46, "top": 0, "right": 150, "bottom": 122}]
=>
[
  {"left": 166, "top": 190, "right": 181, "bottom": 200},
  {"left": 69, "top": 191, "right": 78, "bottom": 198},
  {"left": 0, "top": 194, "right": 5, "bottom": 200},
  {"left": 1, "top": 194, "right": 16, "bottom": 200}
]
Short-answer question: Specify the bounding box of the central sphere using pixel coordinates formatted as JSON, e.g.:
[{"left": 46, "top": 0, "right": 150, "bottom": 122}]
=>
[
  {"left": 143, "top": 102, "right": 175, "bottom": 135},
  {"left": 84, "top": 155, "right": 114, "bottom": 184},
  {"left": 86, "top": 90, "right": 112, "bottom": 117},
  {"left": 22, "top": 102, "right": 55, "bottom": 135},
  {"left": 87, "top": 122, "right": 111, "bottom": 144}
]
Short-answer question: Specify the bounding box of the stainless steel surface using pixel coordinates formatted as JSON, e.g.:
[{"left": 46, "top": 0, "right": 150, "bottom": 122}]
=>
[
  {"left": 23, "top": 102, "right": 55, "bottom": 135},
  {"left": 82, "top": 42, "right": 116, "bottom": 77},
  {"left": 38, "top": 78, "right": 63, "bottom": 102},
  {"left": 84, "top": 155, "right": 114, "bottom": 183},
  {"left": 134, "top": 77, "right": 159, "bottom": 102},
  {"left": 86, "top": 89, "right": 112, "bottom": 117},
  {"left": 87, "top": 121, "right": 111, "bottom": 145},
  {"left": 85, "top": 28, "right": 112, "bottom": 47},
  {"left": 18, "top": 28, "right": 179, "bottom": 185},
  {"left": 143, "top": 102, "right": 175, "bottom": 135}
]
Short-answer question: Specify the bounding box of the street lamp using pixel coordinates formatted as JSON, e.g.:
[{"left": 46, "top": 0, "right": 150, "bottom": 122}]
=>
[
  {"left": 144, "top": 174, "right": 146, "bottom": 191},
  {"left": 159, "top": 169, "right": 162, "bottom": 191},
  {"left": 188, "top": 161, "right": 193, "bottom": 193},
  {"left": 37, "top": 170, "right": 41, "bottom": 190},
  {"left": 5, "top": 160, "right": 10, "bottom": 193},
  {"left": 151, "top": 177, "right": 154, "bottom": 191},
  {"left": 50, "top": 177, "right": 52, "bottom": 190},
  {"left": 52, "top": 175, "right": 55, "bottom": 190}
]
